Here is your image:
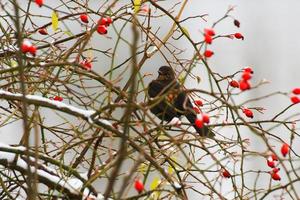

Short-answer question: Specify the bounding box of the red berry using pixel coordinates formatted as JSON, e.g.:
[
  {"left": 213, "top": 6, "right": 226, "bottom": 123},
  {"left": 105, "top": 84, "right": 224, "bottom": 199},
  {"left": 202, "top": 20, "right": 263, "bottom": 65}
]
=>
[
  {"left": 229, "top": 80, "right": 239, "bottom": 88},
  {"left": 202, "top": 113, "right": 210, "bottom": 124},
  {"left": 81, "top": 59, "right": 92, "bottom": 70},
  {"left": 239, "top": 80, "right": 251, "bottom": 91},
  {"left": 242, "top": 108, "right": 253, "bottom": 118},
  {"left": 53, "top": 96, "right": 63, "bottom": 102},
  {"left": 97, "top": 25, "right": 108, "bottom": 35},
  {"left": 281, "top": 143, "right": 289, "bottom": 157},
  {"left": 271, "top": 153, "right": 278, "bottom": 161},
  {"left": 242, "top": 72, "right": 252, "bottom": 81},
  {"left": 234, "top": 33, "right": 244, "bottom": 40},
  {"left": 28, "top": 45, "right": 37, "bottom": 56},
  {"left": 234, "top": 19, "right": 240, "bottom": 28},
  {"left": 194, "top": 100, "right": 203, "bottom": 107},
  {"left": 38, "top": 28, "right": 48, "bottom": 35},
  {"left": 222, "top": 169, "right": 231, "bottom": 178},
  {"left": 193, "top": 106, "right": 201, "bottom": 114},
  {"left": 267, "top": 157, "right": 275, "bottom": 168},
  {"left": 134, "top": 180, "right": 144, "bottom": 193},
  {"left": 271, "top": 172, "right": 281, "bottom": 181},
  {"left": 98, "top": 18, "right": 108, "bottom": 26},
  {"left": 204, "top": 34, "right": 213, "bottom": 44},
  {"left": 292, "top": 88, "right": 300, "bottom": 95},
  {"left": 272, "top": 168, "right": 280, "bottom": 173},
  {"left": 21, "top": 41, "right": 31, "bottom": 53},
  {"left": 291, "top": 96, "right": 300, "bottom": 104},
  {"left": 243, "top": 67, "right": 254, "bottom": 74},
  {"left": 204, "top": 50, "right": 214, "bottom": 58},
  {"left": 35, "top": 0, "right": 43, "bottom": 7},
  {"left": 80, "top": 14, "right": 89, "bottom": 23},
  {"left": 106, "top": 17, "right": 113, "bottom": 26},
  {"left": 195, "top": 118, "right": 204, "bottom": 128},
  {"left": 204, "top": 28, "right": 215, "bottom": 36}
]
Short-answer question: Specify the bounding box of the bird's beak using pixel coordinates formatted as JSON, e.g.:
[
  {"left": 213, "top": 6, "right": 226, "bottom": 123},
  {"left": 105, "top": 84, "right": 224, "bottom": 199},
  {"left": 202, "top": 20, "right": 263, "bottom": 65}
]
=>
[{"left": 158, "top": 70, "right": 163, "bottom": 75}]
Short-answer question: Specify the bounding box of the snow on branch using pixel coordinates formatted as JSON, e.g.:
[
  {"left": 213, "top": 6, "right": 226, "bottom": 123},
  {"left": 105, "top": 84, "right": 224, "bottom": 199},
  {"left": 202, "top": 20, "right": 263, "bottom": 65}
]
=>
[
  {"left": 0, "top": 89, "right": 111, "bottom": 127},
  {"left": 0, "top": 143, "right": 104, "bottom": 200}
]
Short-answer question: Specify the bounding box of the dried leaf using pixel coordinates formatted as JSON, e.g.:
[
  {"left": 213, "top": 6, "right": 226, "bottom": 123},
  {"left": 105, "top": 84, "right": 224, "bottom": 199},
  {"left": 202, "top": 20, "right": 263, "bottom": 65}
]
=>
[{"left": 150, "top": 177, "right": 160, "bottom": 190}]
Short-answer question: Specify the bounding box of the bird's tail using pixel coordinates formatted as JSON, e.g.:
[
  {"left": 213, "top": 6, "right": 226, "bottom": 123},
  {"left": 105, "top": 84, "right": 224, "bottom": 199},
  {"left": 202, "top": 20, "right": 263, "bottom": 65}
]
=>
[{"left": 185, "top": 112, "right": 215, "bottom": 138}]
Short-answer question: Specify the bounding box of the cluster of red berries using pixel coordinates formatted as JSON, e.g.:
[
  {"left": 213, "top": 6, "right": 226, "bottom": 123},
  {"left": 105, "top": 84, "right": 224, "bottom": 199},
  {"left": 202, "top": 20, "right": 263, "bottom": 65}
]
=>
[
  {"left": 229, "top": 67, "right": 253, "bottom": 91},
  {"left": 192, "top": 100, "right": 210, "bottom": 128},
  {"left": 193, "top": 99, "right": 203, "bottom": 114},
  {"left": 79, "top": 14, "right": 113, "bottom": 35},
  {"left": 201, "top": 27, "right": 244, "bottom": 59},
  {"left": 290, "top": 88, "right": 300, "bottom": 104},
  {"left": 267, "top": 143, "right": 290, "bottom": 181},
  {"left": 97, "top": 16, "right": 113, "bottom": 35},
  {"left": 21, "top": 40, "right": 37, "bottom": 56},
  {"left": 203, "top": 28, "right": 215, "bottom": 58}
]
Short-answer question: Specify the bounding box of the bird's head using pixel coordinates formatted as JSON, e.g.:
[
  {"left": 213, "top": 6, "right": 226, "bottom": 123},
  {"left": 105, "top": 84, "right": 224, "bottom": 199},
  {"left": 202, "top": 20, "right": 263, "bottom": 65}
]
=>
[{"left": 157, "top": 66, "right": 175, "bottom": 80}]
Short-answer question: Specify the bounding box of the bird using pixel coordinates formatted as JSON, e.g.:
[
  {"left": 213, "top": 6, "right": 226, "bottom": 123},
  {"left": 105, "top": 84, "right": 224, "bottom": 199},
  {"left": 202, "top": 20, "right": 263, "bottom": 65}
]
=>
[{"left": 148, "top": 66, "right": 213, "bottom": 137}]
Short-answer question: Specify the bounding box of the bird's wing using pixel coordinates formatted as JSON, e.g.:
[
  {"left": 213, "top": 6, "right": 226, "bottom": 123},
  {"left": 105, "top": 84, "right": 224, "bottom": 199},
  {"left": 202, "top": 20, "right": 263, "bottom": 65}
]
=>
[
  {"left": 148, "top": 80, "right": 178, "bottom": 122},
  {"left": 148, "top": 80, "right": 163, "bottom": 98}
]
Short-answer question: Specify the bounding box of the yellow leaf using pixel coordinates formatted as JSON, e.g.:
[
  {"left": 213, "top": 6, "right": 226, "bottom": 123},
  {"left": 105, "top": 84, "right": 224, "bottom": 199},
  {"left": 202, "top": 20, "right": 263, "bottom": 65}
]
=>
[
  {"left": 133, "top": 0, "right": 142, "bottom": 13},
  {"left": 182, "top": 27, "right": 190, "bottom": 38},
  {"left": 150, "top": 177, "right": 160, "bottom": 190},
  {"left": 52, "top": 11, "right": 59, "bottom": 31}
]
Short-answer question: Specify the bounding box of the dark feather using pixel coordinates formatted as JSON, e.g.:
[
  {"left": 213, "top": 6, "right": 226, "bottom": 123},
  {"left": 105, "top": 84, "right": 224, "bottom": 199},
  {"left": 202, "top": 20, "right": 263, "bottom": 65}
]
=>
[{"left": 148, "top": 66, "right": 214, "bottom": 137}]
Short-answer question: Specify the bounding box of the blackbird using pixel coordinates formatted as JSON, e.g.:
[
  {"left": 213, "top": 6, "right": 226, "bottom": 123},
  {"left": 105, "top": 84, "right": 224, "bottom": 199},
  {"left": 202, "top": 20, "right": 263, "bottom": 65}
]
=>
[{"left": 148, "top": 66, "right": 213, "bottom": 137}]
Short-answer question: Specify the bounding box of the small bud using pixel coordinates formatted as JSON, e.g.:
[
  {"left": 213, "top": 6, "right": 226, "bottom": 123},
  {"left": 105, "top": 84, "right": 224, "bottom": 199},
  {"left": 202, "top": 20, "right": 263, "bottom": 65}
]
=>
[{"left": 234, "top": 19, "right": 240, "bottom": 28}]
